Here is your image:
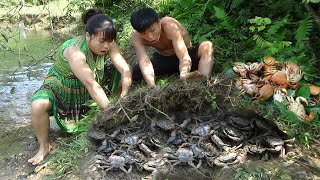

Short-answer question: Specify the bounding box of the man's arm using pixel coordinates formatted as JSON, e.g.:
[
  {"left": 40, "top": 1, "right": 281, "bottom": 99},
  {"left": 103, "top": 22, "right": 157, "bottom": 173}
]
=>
[
  {"left": 64, "top": 46, "right": 109, "bottom": 109},
  {"left": 109, "top": 42, "right": 132, "bottom": 97},
  {"left": 164, "top": 20, "right": 202, "bottom": 80},
  {"left": 131, "top": 33, "right": 156, "bottom": 88}
]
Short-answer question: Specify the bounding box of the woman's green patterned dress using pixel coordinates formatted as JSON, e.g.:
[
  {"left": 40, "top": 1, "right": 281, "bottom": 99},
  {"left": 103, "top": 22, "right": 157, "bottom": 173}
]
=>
[{"left": 32, "top": 36, "right": 119, "bottom": 133}]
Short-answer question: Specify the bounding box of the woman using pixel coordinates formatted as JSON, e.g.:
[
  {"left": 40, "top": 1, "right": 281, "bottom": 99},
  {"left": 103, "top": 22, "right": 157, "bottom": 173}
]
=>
[{"left": 28, "top": 9, "right": 132, "bottom": 165}]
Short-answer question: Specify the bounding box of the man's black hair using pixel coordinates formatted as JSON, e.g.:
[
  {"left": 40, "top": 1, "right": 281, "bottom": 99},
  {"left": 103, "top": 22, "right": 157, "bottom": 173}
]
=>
[{"left": 130, "top": 7, "right": 159, "bottom": 33}]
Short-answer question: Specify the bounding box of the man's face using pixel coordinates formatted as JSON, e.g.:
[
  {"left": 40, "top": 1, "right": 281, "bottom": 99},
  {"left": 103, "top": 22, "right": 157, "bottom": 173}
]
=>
[
  {"left": 86, "top": 32, "right": 114, "bottom": 56},
  {"left": 139, "top": 21, "right": 161, "bottom": 43}
]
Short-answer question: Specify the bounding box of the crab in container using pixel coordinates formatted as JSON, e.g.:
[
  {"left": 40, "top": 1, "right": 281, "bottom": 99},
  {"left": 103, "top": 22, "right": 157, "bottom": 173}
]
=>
[
  {"left": 286, "top": 95, "right": 315, "bottom": 122},
  {"left": 284, "top": 61, "right": 303, "bottom": 89},
  {"left": 95, "top": 150, "right": 133, "bottom": 179}
]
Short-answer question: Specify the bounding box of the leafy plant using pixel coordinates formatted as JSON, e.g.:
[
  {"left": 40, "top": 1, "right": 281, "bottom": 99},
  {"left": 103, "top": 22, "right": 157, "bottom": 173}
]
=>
[{"left": 202, "top": 88, "right": 217, "bottom": 110}]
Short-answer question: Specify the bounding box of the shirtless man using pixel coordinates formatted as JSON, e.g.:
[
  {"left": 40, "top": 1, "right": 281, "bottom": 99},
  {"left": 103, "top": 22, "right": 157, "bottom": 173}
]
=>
[{"left": 130, "top": 7, "right": 214, "bottom": 88}]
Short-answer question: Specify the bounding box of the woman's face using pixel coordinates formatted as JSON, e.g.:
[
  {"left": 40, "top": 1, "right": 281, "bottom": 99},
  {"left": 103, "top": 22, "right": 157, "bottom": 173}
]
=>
[
  {"left": 86, "top": 32, "right": 114, "bottom": 56},
  {"left": 139, "top": 21, "right": 161, "bottom": 43}
]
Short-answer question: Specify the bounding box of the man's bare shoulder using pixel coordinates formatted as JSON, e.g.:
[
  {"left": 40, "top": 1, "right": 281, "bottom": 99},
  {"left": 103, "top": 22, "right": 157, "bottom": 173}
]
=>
[
  {"left": 160, "top": 16, "right": 181, "bottom": 30},
  {"left": 131, "top": 32, "right": 143, "bottom": 45}
]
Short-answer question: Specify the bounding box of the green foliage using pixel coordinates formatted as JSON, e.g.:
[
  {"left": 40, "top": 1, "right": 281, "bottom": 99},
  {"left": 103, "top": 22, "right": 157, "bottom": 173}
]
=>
[
  {"left": 235, "top": 167, "right": 290, "bottom": 180},
  {"left": 295, "top": 14, "right": 313, "bottom": 49},
  {"left": 49, "top": 132, "right": 90, "bottom": 176},
  {"left": 202, "top": 88, "right": 217, "bottom": 110},
  {"left": 64, "top": 0, "right": 95, "bottom": 17},
  {"left": 0, "top": 0, "right": 19, "bottom": 8}
]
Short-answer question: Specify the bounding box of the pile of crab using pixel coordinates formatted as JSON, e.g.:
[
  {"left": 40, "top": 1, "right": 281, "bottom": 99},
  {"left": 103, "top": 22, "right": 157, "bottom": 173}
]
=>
[
  {"left": 233, "top": 56, "right": 319, "bottom": 122},
  {"left": 88, "top": 109, "right": 288, "bottom": 179}
]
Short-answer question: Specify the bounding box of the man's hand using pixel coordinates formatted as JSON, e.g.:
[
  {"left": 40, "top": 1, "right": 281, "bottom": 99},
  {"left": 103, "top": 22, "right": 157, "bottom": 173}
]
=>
[{"left": 180, "top": 70, "right": 204, "bottom": 80}]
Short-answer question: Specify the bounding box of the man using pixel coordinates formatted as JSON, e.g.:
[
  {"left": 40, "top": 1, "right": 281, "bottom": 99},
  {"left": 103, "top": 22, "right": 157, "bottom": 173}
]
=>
[{"left": 130, "top": 7, "right": 214, "bottom": 88}]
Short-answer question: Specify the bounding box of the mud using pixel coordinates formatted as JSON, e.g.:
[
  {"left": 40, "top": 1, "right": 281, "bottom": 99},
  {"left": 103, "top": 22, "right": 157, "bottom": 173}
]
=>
[{"left": 0, "top": 78, "right": 320, "bottom": 180}]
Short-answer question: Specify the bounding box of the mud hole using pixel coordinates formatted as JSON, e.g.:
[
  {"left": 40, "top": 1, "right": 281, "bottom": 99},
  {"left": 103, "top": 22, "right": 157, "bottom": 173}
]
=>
[
  {"left": 1, "top": 78, "right": 320, "bottom": 180},
  {"left": 83, "top": 78, "right": 320, "bottom": 180}
]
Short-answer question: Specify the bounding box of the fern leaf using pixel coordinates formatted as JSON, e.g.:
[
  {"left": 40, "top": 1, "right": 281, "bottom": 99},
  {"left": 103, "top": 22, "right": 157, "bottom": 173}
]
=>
[
  {"left": 253, "top": 35, "right": 272, "bottom": 47},
  {"left": 295, "top": 14, "right": 313, "bottom": 43},
  {"left": 230, "top": 0, "right": 244, "bottom": 10}
]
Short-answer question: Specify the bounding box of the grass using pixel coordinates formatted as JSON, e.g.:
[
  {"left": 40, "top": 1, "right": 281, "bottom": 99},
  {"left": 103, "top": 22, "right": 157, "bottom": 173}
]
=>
[
  {"left": 0, "top": 0, "right": 70, "bottom": 18},
  {"left": 235, "top": 166, "right": 291, "bottom": 180}
]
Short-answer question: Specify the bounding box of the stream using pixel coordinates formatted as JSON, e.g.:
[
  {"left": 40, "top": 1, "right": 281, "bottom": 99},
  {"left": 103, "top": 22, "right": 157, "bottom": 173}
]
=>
[{"left": 0, "top": 29, "right": 54, "bottom": 133}]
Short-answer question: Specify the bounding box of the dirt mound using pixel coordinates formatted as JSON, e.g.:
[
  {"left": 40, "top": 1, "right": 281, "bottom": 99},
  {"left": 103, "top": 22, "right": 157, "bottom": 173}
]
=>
[{"left": 92, "top": 77, "right": 238, "bottom": 131}]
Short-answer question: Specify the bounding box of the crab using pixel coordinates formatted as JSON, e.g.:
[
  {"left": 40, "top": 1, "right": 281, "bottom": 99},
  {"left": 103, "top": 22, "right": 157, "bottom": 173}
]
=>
[
  {"left": 258, "top": 135, "right": 286, "bottom": 158},
  {"left": 211, "top": 149, "right": 247, "bottom": 167},
  {"left": 252, "top": 117, "right": 272, "bottom": 137},
  {"left": 167, "top": 129, "right": 188, "bottom": 145},
  {"left": 252, "top": 83, "right": 274, "bottom": 101},
  {"left": 233, "top": 62, "right": 263, "bottom": 78},
  {"left": 286, "top": 95, "right": 315, "bottom": 122},
  {"left": 167, "top": 118, "right": 191, "bottom": 145},
  {"left": 143, "top": 158, "right": 173, "bottom": 180},
  {"left": 244, "top": 144, "right": 267, "bottom": 154},
  {"left": 200, "top": 142, "right": 220, "bottom": 158},
  {"left": 233, "top": 62, "right": 250, "bottom": 78},
  {"left": 164, "top": 143, "right": 202, "bottom": 169},
  {"left": 270, "top": 71, "right": 288, "bottom": 88},
  {"left": 284, "top": 61, "right": 303, "bottom": 89},
  {"left": 227, "top": 116, "right": 254, "bottom": 131},
  {"left": 152, "top": 118, "right": 176, "bottom": 131},
  {"left": 273, "top": 87, "right": 288, "bottom": 103},
  {"left": 88, "top": 129, "right": 120, "bottom": 154},
  {"left": 305, "top": 84, "right": 320, "bottom": 102},
  {"left": 221, "top": 124, "right": 249, "bottom": 142},
  {"left": 190, "top": 123, "right": 211, "bottom": 145},
  {"left": 210, "top": 132, "right": 230, "bottom": 151},
  {"left": 235, "top": 78, "right": 259, "bottom": 96},
  {"left": 95, "top": 150, "right": 133, "bottom": 179},
  {"left": 263, "top": 56, "right": 282, "bottom": 80}
]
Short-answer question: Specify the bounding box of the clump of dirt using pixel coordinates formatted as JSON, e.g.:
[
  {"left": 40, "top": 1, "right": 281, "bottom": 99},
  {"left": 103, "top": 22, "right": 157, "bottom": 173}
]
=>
[{"left": 92, "top": 77, "right": 239, "bottom": 132}]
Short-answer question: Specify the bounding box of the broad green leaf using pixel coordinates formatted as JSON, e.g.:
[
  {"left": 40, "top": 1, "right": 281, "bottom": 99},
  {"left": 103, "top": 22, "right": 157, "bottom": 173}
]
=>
[
  {"left": 257, "top": 26, "right": 266, "bottom": 31},
  {"left": 297, "top": 86, "right": 311, "bottom": 98},
  {"left": 264, "top": 18, "right": 272, "bottom": 24}
]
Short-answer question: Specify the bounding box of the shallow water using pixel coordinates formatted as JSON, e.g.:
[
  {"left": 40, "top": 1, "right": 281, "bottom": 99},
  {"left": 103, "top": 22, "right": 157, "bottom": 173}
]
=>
[{"left": 0, "top": 29, "right": 54, "bottom": 130}]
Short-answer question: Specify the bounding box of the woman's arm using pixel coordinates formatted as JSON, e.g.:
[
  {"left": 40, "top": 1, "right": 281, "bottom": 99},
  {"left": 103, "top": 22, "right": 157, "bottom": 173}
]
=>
[
  {"left": 109, "top": 43, "right": 132, "bottom": 97},
  {"left": 64, "top": 46, "right": 110, "bottom": 109}
]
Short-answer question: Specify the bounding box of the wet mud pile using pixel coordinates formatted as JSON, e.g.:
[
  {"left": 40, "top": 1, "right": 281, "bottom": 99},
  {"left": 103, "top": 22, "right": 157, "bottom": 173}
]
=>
[{"left": 87, "top": 78, "right": 288, "bottom": 180}]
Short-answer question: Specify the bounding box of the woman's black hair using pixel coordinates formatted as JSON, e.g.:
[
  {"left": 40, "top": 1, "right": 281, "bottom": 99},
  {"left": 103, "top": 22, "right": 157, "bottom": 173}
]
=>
[
  {"left": 82, "top": 8, "right": 116, "bottom": 42},
  {"left": 130, "top": 7, "right": 159, "bottom": 33}
]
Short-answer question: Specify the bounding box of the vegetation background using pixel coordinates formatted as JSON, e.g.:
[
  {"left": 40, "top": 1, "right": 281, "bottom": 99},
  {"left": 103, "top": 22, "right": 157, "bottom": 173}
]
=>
[{"left": 0, "top": 0, "right": 319, "bottom": 179}]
